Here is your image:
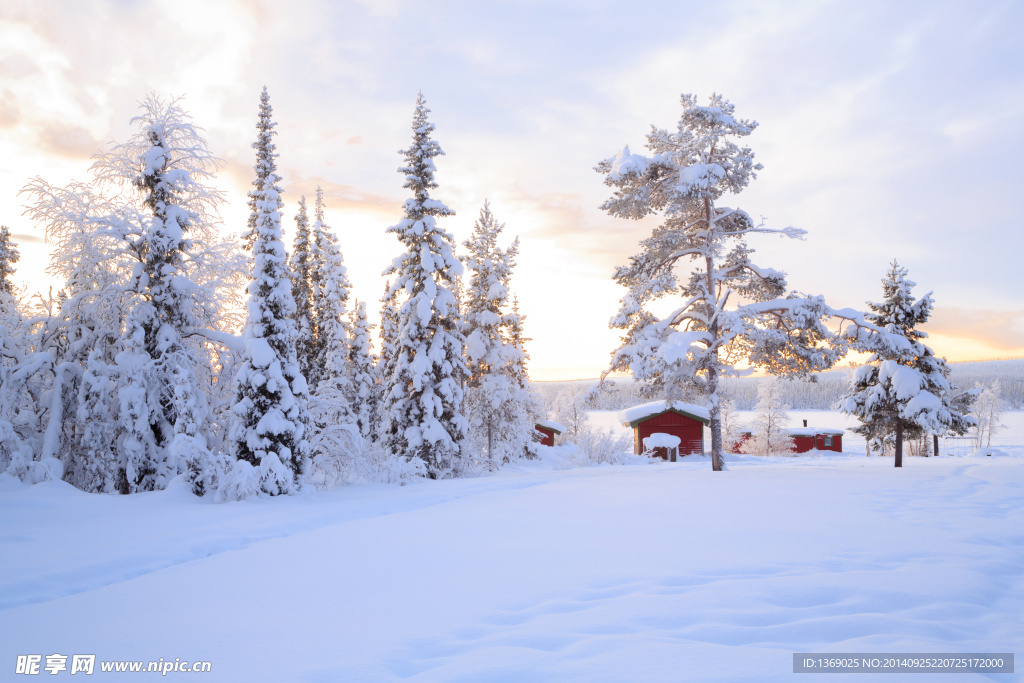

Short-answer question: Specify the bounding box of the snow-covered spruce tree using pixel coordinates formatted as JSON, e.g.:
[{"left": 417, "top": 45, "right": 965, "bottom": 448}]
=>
[
  {"left": 505, "top": 296, "right": 542, "bottom": 458},
  {"left": 310, "top": 187, "right": 352, "bottom": 380},
  {"left": 598, "top": 93, "right": 843, "bottom": 471},
  {"left": 289, "top": 196, "right": 318, "bottom": 389},
  {"left": 230, "top": 87, "right": 310, "bottom": 496},
  {"left": 461, "top": 201, "right": 538, "bottom": 465},
  {"left": 346, "top": 300, "right": 378, "bottom": 440},
  {"left": 0, "top": 226, "right": 18, "bottom": 297},
  {"left": 745, "top": 376, "right": 796, "bottom": 456},
  {"left": 839, "top": 262, "right": 971, "bottom": 467},
  {"left": 381, "top": 93, "right": 467, "bottom": 478},
  {"left": 308, "top": 202, "right": 356, "bottom": 439}
]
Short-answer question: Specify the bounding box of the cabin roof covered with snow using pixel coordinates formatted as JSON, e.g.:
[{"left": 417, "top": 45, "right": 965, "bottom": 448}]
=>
[
  {"left": 619, "top": 401, "right": 711, "bottom": 427},
  {"left": 783, "top": 427, "right": 844, "bottom": 436},
  {"left": 536, "top": 419, "right": 566, "bottom": 434}
]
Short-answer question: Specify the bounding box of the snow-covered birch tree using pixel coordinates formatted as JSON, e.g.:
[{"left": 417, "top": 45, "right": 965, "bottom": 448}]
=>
[
  {"left": 380, "top": 93, "right": 467, "bottom": 478},
  {"left": 745, "top": 376, "right": 796, "bottom": 456},
  {"left": 598, "top": 93, "right": 843, "bottom": 471},
  {"left": 230, "top": 88, "right": 310, "bottom": 496},
  {"left": 22, "top": 94, "right": 237, "bottom": 493},
  {"left": 973, "top": 380, "right": 1005, "bottom": 449}
]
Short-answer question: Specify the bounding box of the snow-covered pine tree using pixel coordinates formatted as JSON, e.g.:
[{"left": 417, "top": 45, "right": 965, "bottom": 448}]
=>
[
  {"left": 839, "top": 262, "right": 971, "bottom": 467},
  {"left": 346, "top": 300, "right": 378, "bottom": 440},
  {"left": 461, "top": 201, "right": 538, "bottom": 465},
  {"left": 381, "top": 93, "right": 467, "bottom": 478},
  {"left": 290, "top": 196, "right": 318, "bottom": 389},
  {"left": 231, "top": 87, "right": 310, "bottom": 496},
  {"left": 598, "top": 93, "right": 843, "bottom": 471},
  {"left": 745, "top": 376, "right": 796, "bottom": 456}
]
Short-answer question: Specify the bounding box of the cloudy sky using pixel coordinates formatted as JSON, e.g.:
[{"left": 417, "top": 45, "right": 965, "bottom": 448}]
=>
[{"left": 1, "top": 0, "right": 1022, "bottom": 380}]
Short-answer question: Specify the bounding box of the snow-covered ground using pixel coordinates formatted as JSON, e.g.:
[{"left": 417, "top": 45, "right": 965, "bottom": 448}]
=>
[{"left": 2, "top": 412, "right": 1022, "bottom": 681}]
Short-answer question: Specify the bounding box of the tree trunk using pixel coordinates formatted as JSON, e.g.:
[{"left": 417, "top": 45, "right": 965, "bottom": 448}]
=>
[
  {"left": 894, "top": 419, "right": 903, "bottom": 468},
  {"left": 933, "top": 434, "right": 939, "bottom": 457}
]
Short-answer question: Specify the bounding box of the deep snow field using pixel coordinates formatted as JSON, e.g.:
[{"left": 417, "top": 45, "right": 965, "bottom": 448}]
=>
[{"left": 1, "top": 411, "right": 1022, "bottom": 681}]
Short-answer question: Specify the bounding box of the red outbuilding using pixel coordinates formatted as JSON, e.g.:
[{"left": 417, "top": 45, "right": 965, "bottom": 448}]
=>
[
  {"left": 534, "top": 419, "right": 566, "bottom": 447},
  {"left": 619, "top": 401, "right": 710, "bottom": 457},
  {"left": 782, "top": 427, "right": 844, "bottom": 453}
]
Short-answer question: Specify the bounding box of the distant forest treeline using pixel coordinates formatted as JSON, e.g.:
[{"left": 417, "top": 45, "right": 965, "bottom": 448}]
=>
[{"left": 536, "top": 359, "right": 1024, "bottom": 412}]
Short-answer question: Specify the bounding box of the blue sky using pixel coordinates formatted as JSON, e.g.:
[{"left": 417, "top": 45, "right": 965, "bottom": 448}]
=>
[{"left": 1, "top": 0, "right": 1022, "bottom": 379}]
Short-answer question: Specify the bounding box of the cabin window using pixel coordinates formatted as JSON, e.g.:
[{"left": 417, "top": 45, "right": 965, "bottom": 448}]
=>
[{"left": 823, "top": 435, "right": 833, "bottom": 447}]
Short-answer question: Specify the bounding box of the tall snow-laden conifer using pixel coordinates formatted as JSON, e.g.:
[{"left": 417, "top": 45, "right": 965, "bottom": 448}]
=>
[
  {"left": 290, "top": 196, "right": 318, "bottom": 388},
  {"left": 231, "top": 87, "right": 310, "bottom": 496},
  {"left": 840, "top": 262, "right": 972, "bottom": 467},
  {"left": 461, "top": 201, "right": 539, "bottom": 464},
  {"left": 598, "top": 93, "right": 843, "bottom": 471},
  {"left": 308, "top": 195, "right": 356, "bottom": 434},
  {"left": 381, "top": 93, "right": 467, "bottom": 478}
]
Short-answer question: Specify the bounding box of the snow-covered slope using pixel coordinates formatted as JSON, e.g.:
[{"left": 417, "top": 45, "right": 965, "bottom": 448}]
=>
[{"left": 2, "top": 451, "right": 1022, "bottom": 681}]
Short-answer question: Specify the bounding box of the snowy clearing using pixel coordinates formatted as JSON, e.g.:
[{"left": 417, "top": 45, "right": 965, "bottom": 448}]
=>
[{"left": 1, "top": 413, "right": 1023, "bottom": 681}]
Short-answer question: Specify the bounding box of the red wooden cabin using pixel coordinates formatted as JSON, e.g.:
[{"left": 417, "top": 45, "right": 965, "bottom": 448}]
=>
[
  {"left": 534, "top": 419, "right": 566, "bottom": 447},
  {"left": 782, "top": 427, "right": 844, "bottom": 453},
  {"left": 619, "top": 401, "right": 710, "bottom": 457}
]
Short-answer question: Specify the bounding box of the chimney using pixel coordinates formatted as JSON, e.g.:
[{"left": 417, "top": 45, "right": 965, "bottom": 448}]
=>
[{"left": 803, "top": 419, "right": 807, "bottom": 427}]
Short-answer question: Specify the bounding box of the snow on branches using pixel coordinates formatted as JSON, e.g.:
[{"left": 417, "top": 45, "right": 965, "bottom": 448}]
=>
[
  {"left": 380, "top": 93, "right": 468, "bottom": 478},
  {"left": 598, "top": 93, "right": 845, "bottom": 471},
  {"left": 230, "top": 88, "right": 310, "bottom": 496},
  {"left": 839, "top": 262, "right": 973, "bottom": 465}
]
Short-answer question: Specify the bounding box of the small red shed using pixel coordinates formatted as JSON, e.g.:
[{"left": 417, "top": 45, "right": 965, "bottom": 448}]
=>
[
  {"left": 619, "top": 401, "right": 710, "bottom": 457},
  {"left": 534, "top": 419, "right": 566, "bottom": 447},
  {"left": 782, "top": 427, "right": 844, "bottom": 453}
]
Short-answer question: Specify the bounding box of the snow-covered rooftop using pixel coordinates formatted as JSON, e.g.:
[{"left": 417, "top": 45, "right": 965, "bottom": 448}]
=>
[
  {"left": 783, "top": 427, "right": 844, "bottom": 437},
  {"left": 536, "top": 419, "right": 567, "bottom": 434},
  {"left": 619, "top": 401, "right": 710, "bottom": 426}
]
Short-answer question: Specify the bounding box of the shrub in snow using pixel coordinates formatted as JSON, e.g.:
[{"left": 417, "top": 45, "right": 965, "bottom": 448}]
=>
[
  {"left": 596, "top": 93, "right": 846, "bottom": 471},
  {"left": 375, "top": 447, "right": 428, "bottom": 484},
  {"left": 557, "top": 424, "right": 633, "bottom": 467},
  {"left": 305, "top": 423, "right": 374, "bottom": 488}
]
